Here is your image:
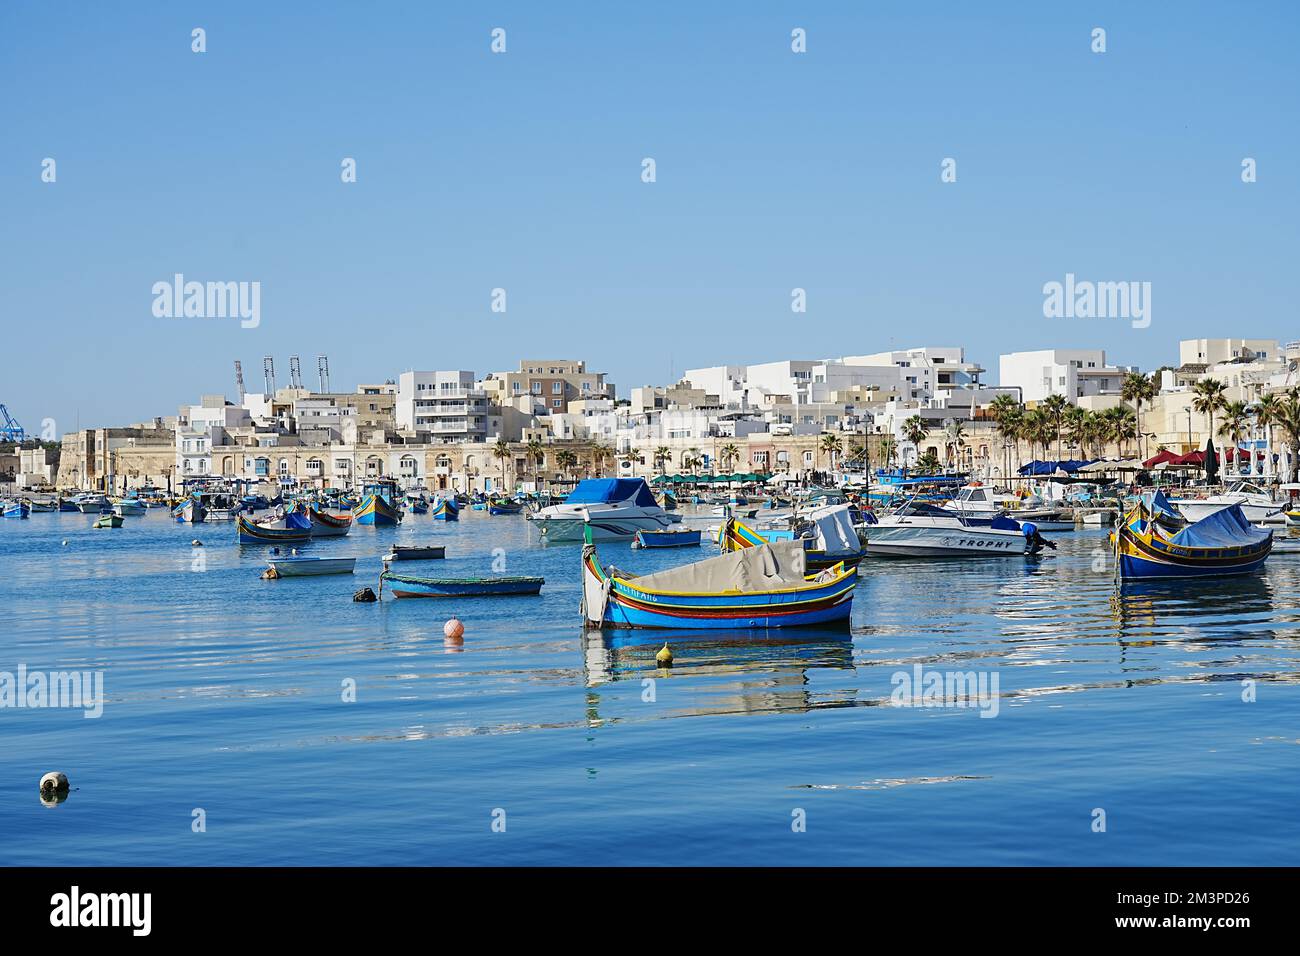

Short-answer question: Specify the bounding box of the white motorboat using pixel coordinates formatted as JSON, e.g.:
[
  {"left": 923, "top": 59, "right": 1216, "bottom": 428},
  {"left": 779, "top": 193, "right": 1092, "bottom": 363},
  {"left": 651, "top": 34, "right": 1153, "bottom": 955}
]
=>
[
  {"left": 942, "top": 483, "right": 1075, "bottom": 531},
  {"left": 526, "top": 478, "right": 676, "bottom": 541},
  {"left": 1168, "top": 481, "right": 1287, "bottom": 524},
  {"left": 865, "top": 501, "right": 1032, "bottom": 558},
  {"left": 266, "top": 556, "right": 357, "bottom": 577},
  {"left": 72, "top": 493, "right": 109, "bottom": 513},
  {"left": 113, "top": 498, "right": 147, "bottom": 516}
]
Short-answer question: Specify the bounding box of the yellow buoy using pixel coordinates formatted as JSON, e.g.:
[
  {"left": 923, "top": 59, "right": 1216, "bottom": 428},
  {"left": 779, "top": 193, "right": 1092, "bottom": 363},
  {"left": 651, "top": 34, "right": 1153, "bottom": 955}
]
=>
[{"left": 655, "top": 642, "right": 673, "bottom": 666}]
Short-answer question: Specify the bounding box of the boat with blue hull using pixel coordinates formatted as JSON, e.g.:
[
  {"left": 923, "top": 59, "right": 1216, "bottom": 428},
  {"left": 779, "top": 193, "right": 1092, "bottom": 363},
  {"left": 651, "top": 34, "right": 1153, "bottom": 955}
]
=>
[
  {"left": 406, "top": 496, "right": 429, "bottom": 515},
  {"left": 354, "top": 482, "right": 403, "bottom": 526},
  {"left": 380, "top": 571, "right": 544, "bottom": 598},
  {"left": 236, "top": 511, "right": 313, "bottom": 545},
  {"left": 487, "top": 498, "right": 524, "bottom": 516},
  {"left": 1112, "top": 501, "right": 1271, "bottom": 580},
  {"left": 633, "top": 528, "right": 701, "bottom": 548},
  {"left": 431, "top": 497, "right": 459, "bottom": 520},
  {"left": 582, "top": 538, "right": 856, "bottom": 630},
  {"left": 306, "top": 505, "right": 352, "bottom": 537},
  {"left": 3, "top": 500, "right": 31, "bottom": 519}
]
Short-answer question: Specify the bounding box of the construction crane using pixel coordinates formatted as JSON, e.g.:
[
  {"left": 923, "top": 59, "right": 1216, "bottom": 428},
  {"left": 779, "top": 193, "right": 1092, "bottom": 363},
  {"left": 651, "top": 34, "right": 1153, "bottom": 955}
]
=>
[
  {"left": 0, "top": 404, "right": 25, "bottom": 443},
  {"left": 317, "top": 354, "right": 330, "bottom": 394},
  {"left": 263, "top": 356, "right": 276, "bottom": 395},
  {"left": 233, "top": 361, "right": 246, "bottom": 401},
  {"left": 289, "top": 355, "right": 303, "bottom": 390}
]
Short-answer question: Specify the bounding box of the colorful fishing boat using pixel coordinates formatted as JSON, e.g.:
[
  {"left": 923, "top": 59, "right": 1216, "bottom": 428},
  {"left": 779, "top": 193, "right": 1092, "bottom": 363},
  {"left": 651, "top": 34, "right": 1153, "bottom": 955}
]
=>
[
  {"left": 487, "top": 498, "right": 524, "bottom": 516},
  {"left": 265, "top": 556, "right": 356, "bottom": 577},
  {"left": 27, "top": 499, "right": 56, "bottom": 513},
  {"left": 406, "top": 496, "right": 429, "bottom": 515},
  {"left": 719, "top": 504, "right": 867, "bottom": 571},
  {"left": 632, "top": 528, "right": 702, "bottom": 548},
  {"left": 306, "top": 505, "right": 352, "bottom": 537},
  {"left": 582, "top": 538, "right": 856, "bottom": 630},
  {"left": 2, "top": 500, "right": 31, "bottom": 519},
  {"left": 354, "top": 481, "right": 404, "bottom": 526},
  {"left": 173, "top": 496, "right": 205, "bottom": 523},
  {"left": 236, "top": 511, "right": 313, "bottom": 545},
  {"left": 383, "top": 545, "right": 446, "bottom": 562},
  {"left": 93, "top": 513, "right": 123, "bottom": 529},
  {"left": 430, "top": 497, "right": 459, "bottom": 521},
  {"left": 380, "top": 571, "right": 544, "bottom": 598},
  {"left": 1111, "top": 501, "right": 1271, "bottom": 580}
]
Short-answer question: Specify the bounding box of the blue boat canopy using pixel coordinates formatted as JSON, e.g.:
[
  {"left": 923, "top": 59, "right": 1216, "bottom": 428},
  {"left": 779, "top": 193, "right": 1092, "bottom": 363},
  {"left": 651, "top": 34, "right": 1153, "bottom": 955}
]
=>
[
  {"left": 1168, "top": 504, "right": 1269, "bottom": 548},
  {"left": 565, "top": 478, "right": 657, "bottom": 507},
  {"left": 1143, "top": 489, "right": 1181, "bottom": 522},
  {"left": 1018, "top": 459, "right": 1096, "bottom": 476}
]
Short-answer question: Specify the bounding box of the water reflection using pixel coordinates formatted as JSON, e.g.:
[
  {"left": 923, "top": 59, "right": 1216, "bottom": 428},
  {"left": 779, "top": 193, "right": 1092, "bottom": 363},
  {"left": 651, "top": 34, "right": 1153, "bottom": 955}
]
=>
[{"left": 582, "top": 626, "right": 856, "bottom": 722}]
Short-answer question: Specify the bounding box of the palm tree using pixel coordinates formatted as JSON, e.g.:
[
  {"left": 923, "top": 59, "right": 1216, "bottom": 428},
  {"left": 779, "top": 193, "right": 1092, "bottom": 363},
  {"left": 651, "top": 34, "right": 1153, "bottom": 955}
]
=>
[
  {"left": 1040, "top": 394, "right": 1068, "bottom": 462},
  {"left": 492, "top": 438, "right": 511, "bottom": 494},
  {"left": 653, "top": 445, "right": 673, "bottom": 476},
  {"left": 818, "top": 433, "right": 842, "bottom": 475},
  {"left": 1218, "top": 400, "right": 1251, "bottom": 478},
  {"left": 1273, "top": 389, "right": 1300, "bottom": 482},
  {"left": 902, "top": 415, "right": 928, "bottom": 469},
  {"left": 1062, "top": 405, "right": 1087, "bottom": 457},
  {"left": 526, "top": 438, "right": 545, "bottom": 485},
  {"left": 588, "top": 441, "right": 613, "bottom": 477},
  {"left": 916, "top": 449, "right": 941, "bottom": 474},
  {"left": 716, "top": 443, "right": 741, "bottom": 477},
  {"left": 684, "top": 447, "right": 702, "bottom": 476},
  {"left": 1255, "top": 393, "right": 1281, "bottom": 478},
  {"left": 556, "top": 449, "right": 578, "bottom": 481},
  {"left": 1101, "top": 404, "right": 1138, "bottom": 456},
  {"left": 1192, "top": 378, "right": 1228, "bottom": 465},
  {"left": 1121, "top": 371, "right": 1159, "bottom": 461},
  {"left": 941, "top": 419, "right": 966, "bottom": 470}
]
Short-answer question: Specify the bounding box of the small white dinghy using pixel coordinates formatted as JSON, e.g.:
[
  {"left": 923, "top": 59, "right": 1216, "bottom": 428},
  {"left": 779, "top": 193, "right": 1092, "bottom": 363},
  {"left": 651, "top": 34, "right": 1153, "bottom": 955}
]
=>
[{"left": 266, "top": 556, "right": 357, "bottom": 577}]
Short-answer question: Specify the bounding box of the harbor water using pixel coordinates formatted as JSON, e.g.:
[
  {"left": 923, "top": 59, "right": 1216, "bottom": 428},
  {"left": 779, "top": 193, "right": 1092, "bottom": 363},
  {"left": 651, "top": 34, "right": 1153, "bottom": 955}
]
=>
[{"left": 2, "top": 507, "right": 1299, "bottom": 865}]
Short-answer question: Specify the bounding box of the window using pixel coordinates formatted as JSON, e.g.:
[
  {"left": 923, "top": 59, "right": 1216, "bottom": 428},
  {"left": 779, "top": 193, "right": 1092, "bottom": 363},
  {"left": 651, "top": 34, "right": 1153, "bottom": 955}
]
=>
[
  {"left": 803, "top": 452, "right": 814, "bottom": 464},
  {"left": 278, "top": 459, "right": 290, "bottom": 476},
  {"left": 552, "top": 399, "right": 562, "bottom": 408},
  {"left": 306, "top": 458, "right": 323, "bottom": 475},
  {"left": 552, "top": 382, "right": 562, "bottom": 394},
  {"left": 531, "top": 383, "right": 542, "bottom": 395},
  {"left": 512, "top": 382, "right": 521, "bottom": 394}
]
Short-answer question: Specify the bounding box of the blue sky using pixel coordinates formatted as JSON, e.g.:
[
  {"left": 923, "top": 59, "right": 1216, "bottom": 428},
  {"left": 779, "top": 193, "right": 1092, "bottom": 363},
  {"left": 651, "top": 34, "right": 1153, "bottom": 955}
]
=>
[{"left": 2, "top": 2, "right": 1296, "bottom": 434}]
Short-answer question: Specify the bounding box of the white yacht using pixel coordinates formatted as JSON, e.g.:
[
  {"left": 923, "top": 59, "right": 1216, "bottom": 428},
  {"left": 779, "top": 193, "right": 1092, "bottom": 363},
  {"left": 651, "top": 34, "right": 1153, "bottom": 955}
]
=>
[
  {"left": 72, "top": 493, "right": 109, "bottom": 513},
  {"left": 1168, "top": 481, "right": 1286, "bottom": 524},
  {"left": 865, "top": 501, "right": 1032, "bottom": 558},
  {"left": 527, "top": 478, "right": 677, "bottom": 541}
]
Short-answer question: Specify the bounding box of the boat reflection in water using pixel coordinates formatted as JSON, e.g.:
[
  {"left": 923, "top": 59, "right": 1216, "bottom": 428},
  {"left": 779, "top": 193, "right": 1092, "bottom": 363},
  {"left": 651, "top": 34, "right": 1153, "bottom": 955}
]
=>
[
  {"left": 582, "top": 626, "right": 854, "bottom": 720},
  {"left": 1110, "top": 574, "right": 1275, "bottom": 641}
]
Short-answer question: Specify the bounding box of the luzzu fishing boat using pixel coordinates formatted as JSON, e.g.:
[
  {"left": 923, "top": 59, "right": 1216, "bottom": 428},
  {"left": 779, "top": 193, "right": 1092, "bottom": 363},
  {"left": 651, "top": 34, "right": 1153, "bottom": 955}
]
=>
[
  {"left": 306, "top": 505, "right": 352, "bottom": 537},
  {"left": 719, "top": 504, "right": 867, "bottom": 571},
  {"left": 236, "top": 511, "right": 313, "bottom": 545},
  {"left": 406, "top": 496, "right": 429, "bottom": 515},
  {"left": 582, "top": 538, "right": 856, "bottom": 630},
  {"left": 430, "top": 496, "right": 459, "bottom": 520},
  {"left": 487, "top": 497, "right": 524, "bottom": 516},
  {"left": 354, "top": 481, "right": 403, "bottom": 526},
  {"left": 1111, "top": 501, "right": 1271, "bottom": 580}
]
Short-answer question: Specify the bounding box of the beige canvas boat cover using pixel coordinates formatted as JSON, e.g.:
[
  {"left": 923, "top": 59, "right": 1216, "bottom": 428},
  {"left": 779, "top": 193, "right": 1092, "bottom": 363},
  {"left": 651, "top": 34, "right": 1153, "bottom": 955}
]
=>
[
  {"left": 806, "top": 503, "right": 858, "bottom": 553},
  {"left": 613, "top": 540, "right": 809, "bottom": 594}
]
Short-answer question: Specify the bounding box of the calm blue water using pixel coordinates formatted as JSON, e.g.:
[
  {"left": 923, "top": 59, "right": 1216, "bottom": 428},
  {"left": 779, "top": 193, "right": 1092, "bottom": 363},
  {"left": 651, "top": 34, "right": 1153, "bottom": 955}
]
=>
[{"left": 2, "top": 506, "right": 1299, "bottom": 865}]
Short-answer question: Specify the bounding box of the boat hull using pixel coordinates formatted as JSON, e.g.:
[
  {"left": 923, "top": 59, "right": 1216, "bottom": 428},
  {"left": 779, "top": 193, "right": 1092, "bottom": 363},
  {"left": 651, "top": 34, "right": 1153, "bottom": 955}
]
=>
[
  {"left": 634, "top": 529, "right": 702, "bottom": 548},
  {"left": 236, "top": 513, "right": 312, "bottom": 545},
  {"left": 307, "top": 507, "right": 352, "bottom": 537},
  {"left": 582, "top": 546, "right": 855, "bottom": 630},
  {"left": 1114, "top": 508, "right": 1271, "bottom": 579},
  {"left": 384, "top": 546, "right": 446, "bottom": 561},
  {"left": 430, "top": 499, "right": 459, "bottom": 520},
  {"left": 354, "top": 495, "right": 403, "bottom": 526},
  {"left": 267, "top": 557, "right": 356, "bottom": 577},
  {"left": 381, "top": 572, "right": 543, "bottom": 597},
  {"left": 865, "top": 524, "right": 1027, "bottom": 558}
]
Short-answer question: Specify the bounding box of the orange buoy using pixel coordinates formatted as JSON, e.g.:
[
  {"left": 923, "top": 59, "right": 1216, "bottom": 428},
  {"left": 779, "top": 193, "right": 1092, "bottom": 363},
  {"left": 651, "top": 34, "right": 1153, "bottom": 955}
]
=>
[{"left": 444, "top": 617, "right": 465, "bottom": 641}]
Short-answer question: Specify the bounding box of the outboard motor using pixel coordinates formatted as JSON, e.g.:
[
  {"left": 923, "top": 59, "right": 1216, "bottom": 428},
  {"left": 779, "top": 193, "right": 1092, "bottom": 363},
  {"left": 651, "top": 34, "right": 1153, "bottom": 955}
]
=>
[{"left": 1022, "top": 521, "right": 1056, "bottom": 556}]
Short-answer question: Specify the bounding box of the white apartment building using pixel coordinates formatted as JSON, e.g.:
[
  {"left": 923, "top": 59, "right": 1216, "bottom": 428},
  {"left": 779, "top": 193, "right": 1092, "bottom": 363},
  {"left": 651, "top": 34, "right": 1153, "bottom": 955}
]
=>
[
  {"left": 998, "top": 349, "right": 1132, "bottom": 404},
  {"left": 176, "top": 396, "right": 252, "bottom": 478},
  {"left": 1179, "top": 338, "right": 1280, "bottom": 367},
  {"left": 396, "top": 371, "right": 489, "bottom": 443},
  {"left": 837, "top": 347, "right": 984, "bottom": 403}
]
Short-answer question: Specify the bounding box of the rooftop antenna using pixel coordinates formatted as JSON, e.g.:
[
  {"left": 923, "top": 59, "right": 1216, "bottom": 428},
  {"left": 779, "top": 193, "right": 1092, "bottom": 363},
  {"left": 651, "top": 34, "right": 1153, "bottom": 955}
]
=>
[
  {"left": 263, "top": 356, "right": 276, "bottom": 395},
  {"left": 289, "top": 354, "right": 303, "bottom": 390},
  {"left": 318, "top": 354, "right": 330, "bottom": 393},
  {"left": 233, "top": 360, "right": 246, "bottom": 401}
]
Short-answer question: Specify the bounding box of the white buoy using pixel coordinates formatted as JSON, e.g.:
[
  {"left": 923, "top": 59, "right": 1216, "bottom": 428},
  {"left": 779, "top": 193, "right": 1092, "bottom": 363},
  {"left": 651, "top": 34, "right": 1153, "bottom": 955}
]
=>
[
  {"left": 39, "top": 771, "right": 69, "bottom": 793},
  {"left": 61, "top": 539, "right": 68, "bottom": 546},
  {"left": 191, "top": 539, "right": 203, "bottom": 546}
]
